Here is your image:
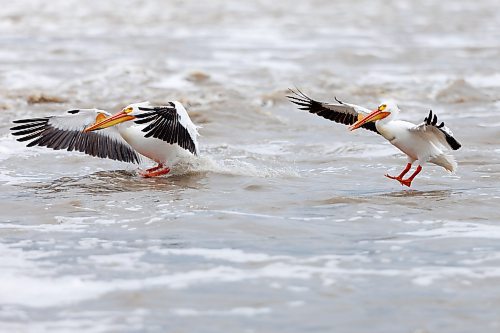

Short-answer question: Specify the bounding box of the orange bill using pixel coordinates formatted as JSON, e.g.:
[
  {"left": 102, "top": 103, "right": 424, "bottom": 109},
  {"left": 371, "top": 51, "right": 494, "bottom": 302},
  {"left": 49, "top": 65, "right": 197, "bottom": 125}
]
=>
[
  {"left": 349, "top": 109, "right": 390, "bottom": 131},
  {"left": 84, "top": 111, "right": 135, "bottom": 132}
]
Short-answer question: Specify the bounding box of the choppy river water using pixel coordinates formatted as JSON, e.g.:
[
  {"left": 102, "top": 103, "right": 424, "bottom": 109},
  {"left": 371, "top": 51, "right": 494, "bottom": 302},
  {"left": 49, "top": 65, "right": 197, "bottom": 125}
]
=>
[{"left": 1, "top": 0, "right": 500, "bottom": 332}]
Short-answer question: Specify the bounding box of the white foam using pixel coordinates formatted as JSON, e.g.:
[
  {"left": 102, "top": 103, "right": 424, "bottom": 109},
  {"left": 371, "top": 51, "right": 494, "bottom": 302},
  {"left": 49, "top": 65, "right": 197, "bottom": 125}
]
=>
[
  {"left": 2, "top": 242, "right": 500, "bottom": 308},
  {"left": 0, "top": 218, "right": 90, "bottom": 233},
  {"left": 229, "top": 142, "right": 289, "bottom": 156},
  {"left": 124, "top": 205, "right": 142, "bottom": 212},
  {"left": 3, "top": 132, "right": 299, "bottom": 180},
  {"left": 173, "top": 155, "right": 300, "bottom": 178},
  {"left": 151, "top": 247, "right": 291, "bottom": 263},
  {"left": 79, "top": 251, "right": 159, "bottom": 274},
  {"left": 403, "top": 221, "right": 500, "bottom": 239},
  {"left": 171, "top": 306, "right": 271, "bottom": 317},
  {"left": 211, "top": 209, "right": 286, "bottom": 220},
  {"left": 0, "top": 135, "right": 41, "bottom": 162},
  {"left": 409, "top": 266, "right": 500, "bottom": 286}
]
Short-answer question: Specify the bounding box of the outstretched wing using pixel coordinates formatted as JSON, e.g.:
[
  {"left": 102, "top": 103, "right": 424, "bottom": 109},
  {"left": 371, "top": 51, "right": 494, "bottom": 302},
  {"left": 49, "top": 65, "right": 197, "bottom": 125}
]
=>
[
  {"left": 409, "top": 110, "right": 461, "bottom": 150},
  {"left": 134, "top": 101, "right": 199, "bottom": 155},
  {"left": 287, "top": 88, "right": 379, "bottom": 134},
  {"left": 10, "top": 109, "right": 141, "bottom": 163}
]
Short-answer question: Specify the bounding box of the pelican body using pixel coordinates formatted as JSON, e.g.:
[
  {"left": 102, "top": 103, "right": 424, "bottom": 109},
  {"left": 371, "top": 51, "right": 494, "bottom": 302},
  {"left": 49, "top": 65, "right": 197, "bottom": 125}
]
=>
[
  {"left": 288, "top": 89, "right": 461, "bottom": 187},
  {"left": 11, "top": 101, "right": 199, "bottom": 177}
]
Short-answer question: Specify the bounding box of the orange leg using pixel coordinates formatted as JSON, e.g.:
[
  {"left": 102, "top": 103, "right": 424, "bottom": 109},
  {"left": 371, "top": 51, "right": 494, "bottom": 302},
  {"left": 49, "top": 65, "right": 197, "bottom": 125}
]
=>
[
  {"left": 399, "top": 165, "right": 422, "bottom": 187},
  {"left": 139, "top": 164, "right": 171, "bottom": 178},
  {"left": 385, "top": 163, "right": 412, "bottom": 181},
  {"left": 145, "top": 164, "right": 163, "bottom": 172}
]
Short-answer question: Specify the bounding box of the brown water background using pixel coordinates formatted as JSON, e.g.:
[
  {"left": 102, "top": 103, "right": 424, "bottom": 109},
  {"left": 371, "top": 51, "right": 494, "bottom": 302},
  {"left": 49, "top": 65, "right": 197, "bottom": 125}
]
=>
[{"left": 1, "top": 0, "right": 500, "bottom": 332}]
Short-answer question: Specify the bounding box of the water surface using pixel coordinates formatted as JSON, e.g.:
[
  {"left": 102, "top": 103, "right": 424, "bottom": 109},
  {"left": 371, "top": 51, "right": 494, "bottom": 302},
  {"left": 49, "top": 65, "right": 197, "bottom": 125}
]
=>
[{"left": 1, "top": 0, "right": 500, "bottom": 332}]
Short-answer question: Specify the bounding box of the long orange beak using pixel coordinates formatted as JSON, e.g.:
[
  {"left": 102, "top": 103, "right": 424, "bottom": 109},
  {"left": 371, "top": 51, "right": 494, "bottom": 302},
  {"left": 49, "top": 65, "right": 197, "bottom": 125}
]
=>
[
  {"left": 84, "top": 111, "right": 135, "bottom": 132},
  {"left": 349, "top": 109, "right": 390, "bottom": 131}
]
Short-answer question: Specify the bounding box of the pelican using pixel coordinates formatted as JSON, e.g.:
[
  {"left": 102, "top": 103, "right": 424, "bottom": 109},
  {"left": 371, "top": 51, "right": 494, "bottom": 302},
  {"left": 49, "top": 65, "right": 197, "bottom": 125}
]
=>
[
  {"left": 287, "top": 89, "right": 461, "bottom": 187},
  {"left": 10, "top": 101, "right": 199, "bottom": 177}
]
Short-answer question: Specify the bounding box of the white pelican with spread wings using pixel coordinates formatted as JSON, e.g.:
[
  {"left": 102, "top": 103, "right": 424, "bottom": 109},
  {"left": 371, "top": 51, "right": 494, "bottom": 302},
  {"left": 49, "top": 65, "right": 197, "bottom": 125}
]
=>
[
  {"left": 11, "top": 101, "right": 199, "bottom": 177},
  {"left": 288, "top": 89, "right": 461, "bottom": 187}
]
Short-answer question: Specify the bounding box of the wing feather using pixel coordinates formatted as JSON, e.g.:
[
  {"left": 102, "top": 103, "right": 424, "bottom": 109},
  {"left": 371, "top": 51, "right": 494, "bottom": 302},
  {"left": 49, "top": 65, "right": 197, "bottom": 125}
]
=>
[
  {"left": 287, "top": 89, "right": 379, "bottom": 134},
  {"left": 409, "top": 110, "right": 461, "bottom": 151},
  {"left": 135, "top": 101, "right": 199, "bottom": 155},
  {"left": 11, "top": 109, "right": 141, "bottom": 163}
]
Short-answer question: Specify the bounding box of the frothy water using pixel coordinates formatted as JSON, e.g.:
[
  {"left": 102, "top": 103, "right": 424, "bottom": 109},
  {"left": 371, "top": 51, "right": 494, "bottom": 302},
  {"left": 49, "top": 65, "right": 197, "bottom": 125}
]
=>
[{"left": 1, "top": 0, "right": 500, "bottom": 332}]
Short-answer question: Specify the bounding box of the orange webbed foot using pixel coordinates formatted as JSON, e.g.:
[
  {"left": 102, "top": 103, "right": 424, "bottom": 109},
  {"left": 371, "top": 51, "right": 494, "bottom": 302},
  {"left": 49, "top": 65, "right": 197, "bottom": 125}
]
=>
[
  {"left": 140, "top": 167, "right": 170, "bottom": 178},
  {"left": 139, "top": 164, "right": 171, "bottom": 178},
  {"left": 385, "top": 174, "right": 412, "bottom": 187},
  {"left": 398, "top": 178, "right": 413, "bottom": 187}
]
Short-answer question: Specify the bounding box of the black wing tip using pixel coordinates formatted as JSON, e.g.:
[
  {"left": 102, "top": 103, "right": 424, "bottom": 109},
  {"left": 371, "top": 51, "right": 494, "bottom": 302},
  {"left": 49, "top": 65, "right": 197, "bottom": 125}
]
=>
[
  {"left": 11, "top": 119, "right": 49, "bottom": 142},
  {"left": 128, "top": 153, "right": 141, "bottom": 164},
  {"left": 425, "top": 110, "right": 440, "bottom": 126},
  {"left": 287, "top": 88, "right": 375, "bottom": 131},
  {"left": 287, "top": 88, "right": 345, "bottom": 108},
  {"left": 287, "top": 87, "right": 312, "bottom": 100},
  {"left": 427, "top": 110, "right": 461, "bottom": 150},
  {"left": 286, "top": 88, "right": 317, "bottom": 110},
  {"left": 287, "top": 97, "right": 311, "bottom": 108},
  {"left": 446, "top": 135, "right": 462, "bottom": 150},
  {"left": 136, "top": 107, "right": 198, "bottom": 155},
  {"left": 12, "top": 117, "right": 49, "bottom": 125},
  {"left": 10, "top": 120, "right": 142, "bottom": 164},
  {"left": 425, "top": 110, "right": 433, "bottom": 125}
]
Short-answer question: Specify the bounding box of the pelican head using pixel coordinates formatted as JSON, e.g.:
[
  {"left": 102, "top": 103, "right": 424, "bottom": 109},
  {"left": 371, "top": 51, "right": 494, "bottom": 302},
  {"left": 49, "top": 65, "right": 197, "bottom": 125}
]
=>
[
  {"left": 349, "top": 101, "right": 399, "bottom": 131},
  {"left": 84, "top": 101, "right": 150, "bottom": 132}
]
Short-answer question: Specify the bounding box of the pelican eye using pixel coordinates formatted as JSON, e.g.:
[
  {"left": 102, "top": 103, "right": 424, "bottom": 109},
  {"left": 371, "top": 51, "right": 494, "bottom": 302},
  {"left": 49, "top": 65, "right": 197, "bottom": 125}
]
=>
[
  {"left": 378, "top": 104, "right": 387, "bottom": 111},
  {"left": 124, "top": 107, "right": 133, "bottom": 113}
]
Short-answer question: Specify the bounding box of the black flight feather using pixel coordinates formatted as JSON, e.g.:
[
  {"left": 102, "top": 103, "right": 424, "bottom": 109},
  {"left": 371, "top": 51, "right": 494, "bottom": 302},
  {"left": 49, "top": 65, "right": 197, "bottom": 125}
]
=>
[
  {"left": 286, "top": 88, "right": 379, "bottom": 134},
  {"left": 10, "top": 117, "right": 140, "bottom": 163}
]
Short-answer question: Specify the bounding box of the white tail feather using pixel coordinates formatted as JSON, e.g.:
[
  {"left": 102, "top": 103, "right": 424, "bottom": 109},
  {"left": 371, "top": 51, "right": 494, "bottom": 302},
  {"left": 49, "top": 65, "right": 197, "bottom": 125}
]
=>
[{"left": 430, "top": 154, "right": 457, "bottom": 173}]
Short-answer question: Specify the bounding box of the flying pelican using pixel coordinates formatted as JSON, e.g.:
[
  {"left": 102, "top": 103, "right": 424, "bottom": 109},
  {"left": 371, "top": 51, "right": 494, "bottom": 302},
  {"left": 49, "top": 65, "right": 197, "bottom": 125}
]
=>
[
  {"left": 287, "top": 89, "right": 461, "bottom": 187},
  {"left": 10, "top": 101, "right": 199, "bottom": 177}
]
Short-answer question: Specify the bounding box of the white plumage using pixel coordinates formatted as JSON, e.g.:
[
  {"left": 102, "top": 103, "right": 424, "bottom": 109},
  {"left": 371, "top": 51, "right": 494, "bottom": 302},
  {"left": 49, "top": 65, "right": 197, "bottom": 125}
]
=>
[
  {"left": 373, "top": 104, "right": 459, "bottom": 173},
  {"left": 112, "top": 101, "right": 199, "bottom": 167}
]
